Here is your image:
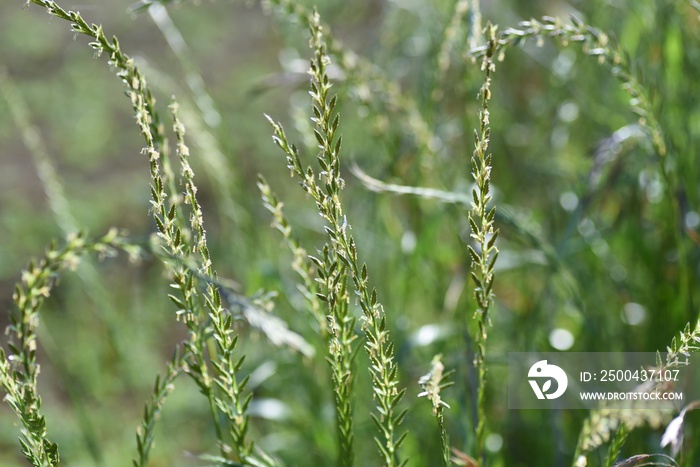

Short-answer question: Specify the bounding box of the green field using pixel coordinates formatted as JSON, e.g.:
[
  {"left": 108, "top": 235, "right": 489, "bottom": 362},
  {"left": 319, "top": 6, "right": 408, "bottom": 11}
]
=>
[{"left": 1, "top": 1, "right": 699, "bottom": 466}]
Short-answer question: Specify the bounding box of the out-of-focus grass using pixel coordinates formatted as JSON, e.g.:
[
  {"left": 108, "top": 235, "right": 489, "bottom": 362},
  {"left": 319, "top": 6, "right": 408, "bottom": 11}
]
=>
[{"left": 1, "top": 0, "right": 699, "bottom": 466}]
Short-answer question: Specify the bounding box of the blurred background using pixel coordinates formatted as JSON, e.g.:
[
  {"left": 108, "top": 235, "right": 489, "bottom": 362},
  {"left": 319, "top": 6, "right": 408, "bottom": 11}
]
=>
[{"left": 1, "top": 0, "right": 699, "bottom": 465}]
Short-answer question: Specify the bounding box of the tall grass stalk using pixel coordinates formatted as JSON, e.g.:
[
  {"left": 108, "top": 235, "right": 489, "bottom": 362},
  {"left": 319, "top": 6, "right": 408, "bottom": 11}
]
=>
[
  {"left": 468, "top": 23, "right": 499, "bottom": 466},
  {"left": 265, "top": 10, "right": 406, "bottom": 466},
  {"left": 29, "top": 3, "right": 203, "bottom": 460},
  {"left": 0, "top": 67, "right": 139, "bottom": 465},
  {"left": 123, "top": 59, "right": 247, "bottom": 234},
  {"left": 171, "top": 101, "right": 274, "bottom": 465}
]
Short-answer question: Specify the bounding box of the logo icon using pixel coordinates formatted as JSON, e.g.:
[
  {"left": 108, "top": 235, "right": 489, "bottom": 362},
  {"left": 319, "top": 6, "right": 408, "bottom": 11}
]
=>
[{"left": 528, "top": 360, "right": 568, "bottom": 400}]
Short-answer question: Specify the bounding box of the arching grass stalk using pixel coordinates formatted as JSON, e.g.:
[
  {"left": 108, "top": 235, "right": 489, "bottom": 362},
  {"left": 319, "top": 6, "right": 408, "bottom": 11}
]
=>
[
  {"left": 21, "top": 2, "right": 262, "bottom": 463},
  {"left": 472, "top": 16, "right": 697, "bottom": 326},
  {"left": 471, "top": 16, "right": 665, "bottom": 157},
  {"left": 22, "top": 1, "right": 179, "bottom": 187},
  {"left": 1, "top": 69, "right": 135, "bottom": 464},
  {"left": 468, "top": 24, "right": 499, "bottom": 466},
  {"left": 265, "top": 10, "right": 406, "bottom": 466},
  {"left": 477, "top": 16, "right": 693, "bottom": 324},
  {"left": 0, "top": 229, "right": 131, "bottom": 467}
]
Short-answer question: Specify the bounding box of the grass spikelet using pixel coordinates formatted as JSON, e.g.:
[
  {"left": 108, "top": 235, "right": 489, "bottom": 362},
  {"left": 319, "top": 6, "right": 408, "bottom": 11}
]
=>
[
  {"left": 418, "top": 354, "right": 455, "bottom": 467},
  {"left": 663, "top": 320, "right": 700, "bottom": 368},
  {"left": 1, "top": 230, "right": 129, "bottom": 467}
]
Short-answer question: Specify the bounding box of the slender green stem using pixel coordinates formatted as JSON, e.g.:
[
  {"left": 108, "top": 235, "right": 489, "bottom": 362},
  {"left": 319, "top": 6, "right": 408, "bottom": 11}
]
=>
[{"left": 468, "top": 24, "right": 499, "bottom": 466}]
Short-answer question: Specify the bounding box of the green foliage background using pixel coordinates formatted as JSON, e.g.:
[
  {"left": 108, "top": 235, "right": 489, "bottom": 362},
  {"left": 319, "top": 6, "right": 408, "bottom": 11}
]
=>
[{"left": 1, "top": 0, "right": 699, "bottom": 465}]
